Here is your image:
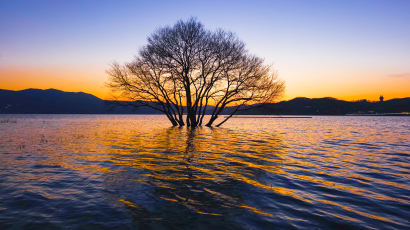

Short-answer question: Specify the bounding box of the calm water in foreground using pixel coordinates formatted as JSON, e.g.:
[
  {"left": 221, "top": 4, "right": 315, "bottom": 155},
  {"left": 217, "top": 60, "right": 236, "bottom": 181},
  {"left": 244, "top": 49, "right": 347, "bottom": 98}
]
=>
[{"left": 0, "top": 115, "right": 409, "bottom": 229}]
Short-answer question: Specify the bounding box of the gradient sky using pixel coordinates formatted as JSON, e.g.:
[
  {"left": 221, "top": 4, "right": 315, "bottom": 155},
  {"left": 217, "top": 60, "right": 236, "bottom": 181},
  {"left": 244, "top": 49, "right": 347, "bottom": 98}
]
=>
[{"left": 1, "top": 0, "right": 409, "bottom": 100}]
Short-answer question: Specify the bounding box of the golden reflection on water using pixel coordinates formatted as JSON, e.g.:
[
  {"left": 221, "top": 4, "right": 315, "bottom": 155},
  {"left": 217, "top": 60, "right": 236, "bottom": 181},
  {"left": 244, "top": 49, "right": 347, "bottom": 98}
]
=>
[{"left": 0, "top": 115, "right": 409, "bottom": 228}]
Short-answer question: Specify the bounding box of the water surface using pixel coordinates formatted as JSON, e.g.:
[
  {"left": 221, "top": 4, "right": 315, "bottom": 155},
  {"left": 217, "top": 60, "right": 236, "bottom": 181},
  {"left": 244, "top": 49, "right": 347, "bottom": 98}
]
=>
[{"left": 0, "top": 115, "right": 409, "bottom": 229}]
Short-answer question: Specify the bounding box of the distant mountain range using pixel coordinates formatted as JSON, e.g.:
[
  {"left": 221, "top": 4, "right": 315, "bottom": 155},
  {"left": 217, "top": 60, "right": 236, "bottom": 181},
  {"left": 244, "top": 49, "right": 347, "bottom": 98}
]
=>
[
  {"left": 0, "top": 88, "right": 157, "bottom": 114},
  {"left": 0, "top": 88, "right": 409, "bottom": 115},
  {"left": 237, "top": 97, "right": 410, "bottom": 115}
]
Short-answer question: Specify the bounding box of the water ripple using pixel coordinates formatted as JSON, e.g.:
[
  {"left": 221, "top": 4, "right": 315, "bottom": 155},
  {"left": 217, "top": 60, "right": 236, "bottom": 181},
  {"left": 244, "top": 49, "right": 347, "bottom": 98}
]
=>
[{"left": 0, "top": 115, "right": 409, "bottom": 229}]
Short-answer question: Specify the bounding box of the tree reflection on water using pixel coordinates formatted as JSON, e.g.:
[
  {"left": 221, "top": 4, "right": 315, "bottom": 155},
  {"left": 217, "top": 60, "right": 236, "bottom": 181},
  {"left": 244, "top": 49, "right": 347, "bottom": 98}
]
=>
[
  {"left": 2, "top": 115, "right": 407, "bottom": 229},
  {"left": 102, "top": 126, "right": 284, "bottom": 229}
]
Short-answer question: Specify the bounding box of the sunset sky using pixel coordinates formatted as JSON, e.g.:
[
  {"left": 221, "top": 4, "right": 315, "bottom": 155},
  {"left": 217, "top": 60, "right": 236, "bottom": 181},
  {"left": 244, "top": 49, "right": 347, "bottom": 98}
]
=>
[{"left": 1, "top": 0, "right": 409, "bottom": 101}]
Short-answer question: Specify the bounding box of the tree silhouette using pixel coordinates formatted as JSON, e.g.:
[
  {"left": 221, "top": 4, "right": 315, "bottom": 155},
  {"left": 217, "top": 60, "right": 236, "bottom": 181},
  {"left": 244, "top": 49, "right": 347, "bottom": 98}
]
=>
[{"left": 108, "top": 18, "right": 284, "bottom": 127}]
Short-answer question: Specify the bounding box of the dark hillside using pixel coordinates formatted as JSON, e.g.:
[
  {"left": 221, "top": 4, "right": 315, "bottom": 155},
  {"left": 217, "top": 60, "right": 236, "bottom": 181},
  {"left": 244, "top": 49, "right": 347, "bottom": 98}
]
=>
[{"left": 0, "top": 89, "right": 408, "bottom": 115}]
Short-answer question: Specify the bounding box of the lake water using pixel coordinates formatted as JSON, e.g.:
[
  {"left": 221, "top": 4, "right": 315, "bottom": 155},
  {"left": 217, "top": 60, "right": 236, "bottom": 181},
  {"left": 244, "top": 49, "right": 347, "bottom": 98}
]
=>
[{"left": 0, "top": 115, "right": 409, "bottom": 229}]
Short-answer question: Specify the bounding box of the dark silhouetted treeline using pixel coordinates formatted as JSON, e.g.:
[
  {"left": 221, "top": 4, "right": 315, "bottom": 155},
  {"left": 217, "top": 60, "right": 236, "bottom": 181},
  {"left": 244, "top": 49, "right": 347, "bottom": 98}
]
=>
[
  {"left": 235, "top": 97, "right": 410, "bottom": 115},
  {"left": 0, "top": 89, "right": 408, "bottom": 115}
]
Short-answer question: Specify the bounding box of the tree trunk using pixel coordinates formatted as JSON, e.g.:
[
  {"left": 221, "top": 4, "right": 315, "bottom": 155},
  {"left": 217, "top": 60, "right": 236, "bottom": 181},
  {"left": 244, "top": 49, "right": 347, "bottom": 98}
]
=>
[{"left": 205, "top": 115, "right": 218, "bottom": 127}]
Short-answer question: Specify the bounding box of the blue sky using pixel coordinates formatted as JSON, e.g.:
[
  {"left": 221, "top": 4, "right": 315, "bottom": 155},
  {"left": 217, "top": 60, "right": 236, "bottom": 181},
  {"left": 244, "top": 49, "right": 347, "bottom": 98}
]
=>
[{"left": 1, "top": 0, "right": 409, "bottom": 99}]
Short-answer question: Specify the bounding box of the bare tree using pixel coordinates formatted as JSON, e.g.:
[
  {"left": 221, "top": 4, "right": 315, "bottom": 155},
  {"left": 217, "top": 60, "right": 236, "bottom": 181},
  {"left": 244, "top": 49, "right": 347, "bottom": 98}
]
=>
[{"left": 107, "top": 18, "right": 284, "bottom": 127}]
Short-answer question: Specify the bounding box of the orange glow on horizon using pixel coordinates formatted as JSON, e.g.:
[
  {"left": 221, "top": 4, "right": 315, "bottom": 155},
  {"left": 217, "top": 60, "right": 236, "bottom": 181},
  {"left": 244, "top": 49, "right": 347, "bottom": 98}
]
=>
[
  {"left": 0, "top": 66, "right": 111, "bottom": 100},
  {"left": 1, "top": 66, "right": 409, "bottom": 101}
]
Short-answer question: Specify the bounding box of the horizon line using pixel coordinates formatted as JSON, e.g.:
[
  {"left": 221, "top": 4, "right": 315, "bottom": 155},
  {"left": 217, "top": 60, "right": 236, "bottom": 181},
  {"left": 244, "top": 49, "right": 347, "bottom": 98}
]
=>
[{"left": 1, "top": 88, "right": 409, "bottom": 103}]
